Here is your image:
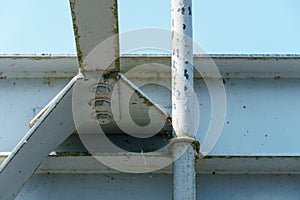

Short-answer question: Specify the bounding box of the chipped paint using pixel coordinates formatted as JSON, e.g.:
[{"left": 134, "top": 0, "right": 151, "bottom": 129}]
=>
[
  {"left": 29, "top": 106, "right": 49, "bottom": 128},
  {"left": 112, "top": 0, "right": 120, "bottom": 72},
  {"left": 171, "top": 0, "right": 197, "bottom": 199},
  {"left": 70, "top": 0, "right": 84, "bottom": 68}
]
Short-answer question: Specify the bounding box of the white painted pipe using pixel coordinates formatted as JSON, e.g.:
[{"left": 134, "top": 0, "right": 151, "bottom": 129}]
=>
[{"left": 171, "top": 0, "right": 196, "bottom": 199}]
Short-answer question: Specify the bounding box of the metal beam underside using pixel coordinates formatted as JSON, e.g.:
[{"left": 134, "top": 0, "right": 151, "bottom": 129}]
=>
[
  {"left": 121, "top": 54, "right": 300, "bottom": 79},
  {"left": 1, "top": 153, "right": 300, "bottom": 175}
]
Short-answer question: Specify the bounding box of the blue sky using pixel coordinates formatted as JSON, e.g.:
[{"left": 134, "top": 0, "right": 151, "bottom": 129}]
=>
[{"left": 0, "top": 0, "right": 299, "bottom": 54}]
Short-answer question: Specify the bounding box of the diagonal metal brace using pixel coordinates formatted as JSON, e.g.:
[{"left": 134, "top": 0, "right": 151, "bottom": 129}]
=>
[{"left": 0, "top": 75, "right": 81, "bottom": 200}]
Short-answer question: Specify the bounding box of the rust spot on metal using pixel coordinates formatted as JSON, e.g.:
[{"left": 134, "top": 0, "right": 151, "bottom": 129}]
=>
[
  {"left": 103, "top": 71, "right": 119, "bottom": 81},
  {"left": 181, "top": 7, "right": 185, "bottom": 15},
  {"left": 0, "top": 72, "right": 6, "bottom": 79},
  {"left": 188, "top": 6, "right": 192, "bottom": 15},
  {"left": 192, "top": 140, "right": 200, "bottom": 156},
  {"left": 29, "top": 106, "right": 49, "bottom": 128},
  {"left": 184, "top": 69, "right": 189, "bottom": 79},
  {"left": 28, "top": 57, "right": 55, "bottom": 61},
  {"left": 134, "top": 89, "right": 153, "bottom": 107},
  {"left": 167, "top": 116, "right": 172, "bottom": 124},
  {"left": 112, "top": 0, "right": 120, "bottom": 72},
  {"left": 53, "top": 152, "right": 92, "bottom": 157}
]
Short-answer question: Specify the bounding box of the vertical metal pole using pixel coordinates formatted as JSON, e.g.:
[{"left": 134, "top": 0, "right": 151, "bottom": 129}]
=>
[{"left": 171, "top": 0, "right": 196, "bottom": 199}]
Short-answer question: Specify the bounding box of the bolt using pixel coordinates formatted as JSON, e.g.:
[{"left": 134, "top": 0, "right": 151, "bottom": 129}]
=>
[
  {"left": 96, "top": 84, "right": 111, "bottom": 95},
  {"left": 95, "top": 99, "right": 111, "bottom": 112},
  {"left": 96, "top": 113, "right": 112, "bottom": 125}
]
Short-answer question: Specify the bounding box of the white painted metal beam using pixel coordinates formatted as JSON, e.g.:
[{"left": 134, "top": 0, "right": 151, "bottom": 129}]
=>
[
  {"left": 69, "top": 0, "right": 119, "bottom": 69},
  {"left": 36, "top": 155, "right": 300, "bottom": 175},
  {"left": 0, "top": 55, "right": 78, "bottom": 78},
  {"left": 1, "top": 54, "right": 300, "bottom": 79},
  {"left": 2, "top": 153, "right": 300, "bottom": 175},
  {"left": 121, "top": 54, "right": 300, "bottom": 79}
]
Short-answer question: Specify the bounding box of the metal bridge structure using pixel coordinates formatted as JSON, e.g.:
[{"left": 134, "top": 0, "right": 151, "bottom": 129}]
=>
[{"left": 1, "top": 0, "right": 300, "bottom": 199}]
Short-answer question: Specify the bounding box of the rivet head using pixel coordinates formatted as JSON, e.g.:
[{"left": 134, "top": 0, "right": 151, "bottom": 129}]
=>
[
  {"left": 95, "top": 99, "right": 111, "bottom": 112},
  {"left": 96, "top": 84, "right": 111, "bottom": 95},
  {"left": 96, "top": 113, "right": 112, "bottom": 125}
]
